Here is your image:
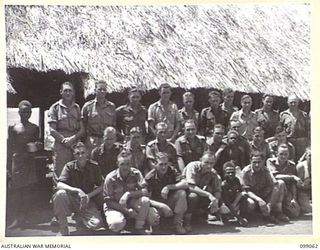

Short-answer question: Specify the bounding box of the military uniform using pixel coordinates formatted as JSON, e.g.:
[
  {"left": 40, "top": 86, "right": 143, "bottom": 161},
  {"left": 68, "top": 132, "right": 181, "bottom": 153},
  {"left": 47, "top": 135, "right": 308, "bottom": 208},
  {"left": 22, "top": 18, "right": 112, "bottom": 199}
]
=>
[
  {"left": 296, "top": 160, "right": 312, "bottom": 213},
  {"left": 249, "top": 140, "right": 272, "bottom": 163},
  {"left": 122, "top": 142, "right": 147, "bottom": 174},
  {"left": 177, "top": 107, "right": 199, "bottom": 134},
  {"left": 266, "top": 157, "right": 301, "bottom": 217},
  {"left": 230, "top": 110, "right": 259, "bottom": 141},
  {"left": 48, "top": 100, "right": 82, "bottom": 177},
  {"left": 255, "top": 108, "right": 280, "bottom": 139},
  {"left": 199, "top": 106, "right": 229, "bottom": 136},
  {"left": 116, "top": 104, "right": 147, "bottom": 141},
  {"left": 175, "top": 135, "right": 207, "bottom": 167},
  {"left": 268, "top": 141, "right": 296, "bottom": 162},
  {"left": 81, "top": 99, "right": 116, "bottom": 152},
  {"left": 148, "top": 100, "right": 180, "bottom": 139}
]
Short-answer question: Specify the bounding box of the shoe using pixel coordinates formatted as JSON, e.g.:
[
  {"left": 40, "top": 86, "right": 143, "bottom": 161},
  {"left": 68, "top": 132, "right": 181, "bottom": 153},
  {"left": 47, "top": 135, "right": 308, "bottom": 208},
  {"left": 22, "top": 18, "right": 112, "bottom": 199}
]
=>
[
  {"left": 133, "top": 228, "right": 152, "bottom": 235},
  {"left": 264, "top": 215, "right": 279, "bottom": 224},
  {"left": 237, "top": 216, "right": 248, "bottom": 227},
  {"left": 50, "top": 217, "right": 59, "bottom": 227},
  {"left": 276, "top": 213, "right": 290, "bottom": 222},
  {"left": 175, "top": 224, "right": 187, "bottom": 235},
  {"left": 207, "top": 214, "right": 219, "bottom": 221},
  {"left": 58, "top": 226, "right": 69, "bottom": 236}
]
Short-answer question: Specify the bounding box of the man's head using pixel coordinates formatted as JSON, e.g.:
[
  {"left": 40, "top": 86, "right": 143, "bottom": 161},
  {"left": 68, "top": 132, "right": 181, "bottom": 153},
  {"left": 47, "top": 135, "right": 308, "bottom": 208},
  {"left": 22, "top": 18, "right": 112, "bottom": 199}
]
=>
[
  {"left": 208, "top": 90, "right": 221, "bottom": 109},
  {"left": 287, "top": 94, "right": 300, "bottom": 111},
  {"left": 240, "top": 95, "right": 252, "bottom": 111},
  {"left": 262, "top": 94, "right": 274, "bottom": 111},
  {"left": 212, "top": 124, "right": 225, "bottom": 143},
  {"left": 230, "top": 120, "right": 241, "bottom": 132},
  {"left": 184, "top": 119, "right": 197, "bottom": 139},
  {"left": 60, "top": 81, "right": 74, "bottom": 102},
  {"left": 155, "top": 122, "right": 168, "bottom": 141},
  {"left": 252, "top": 127, "right": 264, "bottom": 145},
  {"left": 200, "top": 152, "right": 216, "bottom": 173},
  {"left": 117, "top": 151, "right": 132, "bottom": 178},
  {"left": 159, "top": 83, "right": 172, "bottom": 102},
  {"left": 73, "top": 142, "right": 88, "bottom": 168},
  {"left": 95, "top": 81, "right": 107, "bottom": 100},
  {"left": 154, "top": 152, "right": 170, "bottom": 175},
  {"left": 275, "top": 126, "right": 287, "bottom": 143},
  {"left": 250, "top": 152, "right": 264, "bottom": 172},
  {"left": 222, "top": 88, "right": 234, "bottom": 106},
  {"left": 128, "top": 88, "right": 142, "bottom": 106},
  {"left": 129, "top": 127, "right": 142, "bottom": 148},
  {"left": 277, "top": 144, "right": 290, "bottom": 163},
  {"left": 18, "top": 100, "right": 32, "bottom": 123},
  {"left": 182, "top": 92, "right": 195, "bottom": 110},
  {"left": 103, "top": 127, "right": 117, "bottom": 149},
  {"left": 223, "top": 161, "right": 236, "bottom": 180},
  {"left": 227, "top": 130, "right": 239, "bottom": 145}
]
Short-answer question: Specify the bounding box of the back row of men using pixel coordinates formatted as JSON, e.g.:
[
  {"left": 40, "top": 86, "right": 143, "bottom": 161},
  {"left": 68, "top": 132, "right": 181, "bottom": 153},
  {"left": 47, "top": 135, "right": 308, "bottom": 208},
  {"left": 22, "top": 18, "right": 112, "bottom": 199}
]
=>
[{"left": 7, "top": 81, "right": 311, "bottom": 236}]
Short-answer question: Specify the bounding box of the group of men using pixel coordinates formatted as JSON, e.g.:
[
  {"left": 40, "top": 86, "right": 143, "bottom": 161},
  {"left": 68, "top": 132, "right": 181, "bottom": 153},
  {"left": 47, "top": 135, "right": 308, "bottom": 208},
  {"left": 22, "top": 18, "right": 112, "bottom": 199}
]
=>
[{"left": 7, "top": 80, "right": 311, "bottom": 236}]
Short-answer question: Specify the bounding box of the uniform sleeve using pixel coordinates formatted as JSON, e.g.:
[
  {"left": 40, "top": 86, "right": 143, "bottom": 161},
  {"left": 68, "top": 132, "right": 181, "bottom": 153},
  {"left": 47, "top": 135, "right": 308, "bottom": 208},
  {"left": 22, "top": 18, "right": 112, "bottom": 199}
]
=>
[
  {"left": 183, "top": 164, "right": 197, "bottom": 185},
  {"left": 94, "top": 165, "right": 104, "bottom": 186},
  {"left": 136, "top": 170, "right": 147, "bottom": 189},
  {"left": 58, "top": 165, "right": 71, "bottom": 185},
  {"left": 81, "top": 104, "right": 88, "bottom": 127},
  {"left": 146, "top": 144, "right": 155, "bottom": 160},
  {"left": 147, "top": 104, "right": 155, "bottom": 122},
  {"left": 47, "top": 104, "right": 58, "bottom": 124},
  {"left": 175, "top": 139, "right": 183, "bottom": 157},
  {"left": 266, "top": 159, "right": 278, "bottom": 175},
  {"left": 103, "top": 175, "right": 114, "bottom": 201}
]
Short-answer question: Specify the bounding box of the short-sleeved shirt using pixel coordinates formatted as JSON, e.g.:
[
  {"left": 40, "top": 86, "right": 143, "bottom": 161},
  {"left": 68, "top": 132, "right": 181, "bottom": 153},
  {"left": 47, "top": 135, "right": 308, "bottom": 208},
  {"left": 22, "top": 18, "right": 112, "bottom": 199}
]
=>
[
  {"left": 177, "top": 107, "right": 200, "bottom": 130},
  {"left": 148, "top": 100, "right": 180, "bottom": 138},
  {"left": 242, "top": 164, "right": 275, "bottom": 195},
  {"left": 175, "top": 135, "right": 207, "bottom": 166},
  {"left": 280, "top": 109, "right": 309, "bottom": 139},
  {"left": 59, "top": 160, "right": 103, "bottom": 194},
  {"left": 91, "top": 142, "right": 123, "bottom": 177},
  {"left": 199, "top": 106, "right": 229, "bottom": 135},
  {"left": 116, "top": 104, "right": 147, "bottom": 137},
  {"left": 145, "top": 167, "right": 179, "bottom": 201},
  {"left": 220, "top": 103, "right": 238, "bottom": 123},
  {"left": 81, "top": 99, "right": 116, "bottom": 137},
  {"left": 182, "top": 161, "right": 222, "bottom": 194},
  {"left": 48, "top": 100, "right": 81, "bottom": 137},
  {"left": 254, "top": 108, "right": 280, "bottom": 138},
  {"left": 103, "top": 168, "right": 146, "bottom": 203},
  {"left": 230, "top": 110, "right": 259, "bottom": 141},
  {"left": 268, "top": 141, "right": 296, "bottom": 161},
  {"left": 146, "top": 139, "right": 177, "bottom": 167},
  {"left": 122, "top": 142, "right": 147, "bottom": 173},
  {"left": 266, "top": 157, "right": 297, "bottom": 176},
  {"left": 249, "top": 141, "right": 271, "bottom": 162}
]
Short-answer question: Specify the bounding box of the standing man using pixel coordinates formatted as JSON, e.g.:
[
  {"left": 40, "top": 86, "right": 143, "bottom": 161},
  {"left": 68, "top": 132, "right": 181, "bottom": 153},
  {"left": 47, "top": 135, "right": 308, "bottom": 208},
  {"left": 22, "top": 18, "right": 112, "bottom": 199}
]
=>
[
  {"left": 81, "top": 80, "right": 116, "bottom": 153},
  {"left": 175, "top": 119, "right": 207, "bottom": 172},
  {"left": 91, "top": 127, "right": 123, "bottom": 178},
  {"left": 53, "top": 142, "right": 105, "bottom": 236},
  {"left": 220, "top": 88, "right": 238, "bottom": 123},
  {"left": 7, "top": 100, "right": 42, "bottom": 229},
  {"left": 178, "top": 92, "right": 199, "bottom": 135},
  {"left": 199, "top": 90, "right": 229, "bottom": 136},
  {"left": 148, "top": 83, "right": 180, "bottom": 142},
  {"left": 48, "top": 81, "right": 84, "bottom": 178},
  {"left": 230, "top": 95, "right": 258, "bottom": 141},
  {"left": 103, "top": 151, "right": 159, "bottom": 234},
  {"left": 182, "top": 152, "right": 223, "bottom": 232},
  {"left": 280, "top": 94, "right": 310, "bottom": 161},
  {"left": 116, "top": 88, "right": 147, "bottom": 143},
  {"left": 255, "top": 94, "right": 280, "bottom": 139}
]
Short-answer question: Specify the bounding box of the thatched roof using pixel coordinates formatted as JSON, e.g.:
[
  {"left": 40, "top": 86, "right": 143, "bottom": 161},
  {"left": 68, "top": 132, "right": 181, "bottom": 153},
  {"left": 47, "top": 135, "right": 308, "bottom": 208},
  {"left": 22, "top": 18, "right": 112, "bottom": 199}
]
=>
[{"left": 6, "top": 4, "right": 310, "bottom": 100}]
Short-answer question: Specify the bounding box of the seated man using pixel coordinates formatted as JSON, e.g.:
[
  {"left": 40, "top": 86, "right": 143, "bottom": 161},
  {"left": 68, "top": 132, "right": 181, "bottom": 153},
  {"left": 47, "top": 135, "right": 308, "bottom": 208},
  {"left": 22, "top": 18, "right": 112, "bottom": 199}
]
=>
[
  {"left": 242, "top": 152, "right": 289, "bottom": 224},
  {"left": 221, "top": 161, "right": 248, "bottom": 227},
  {"left": 103, "top": 151, "right": 159, "bottom": 234},
  {"left": 53, "top": 142, "right": 105, "bottom": 236},
  {"left": 182, "top": 152, "right": 225, "bottom": 232},
  {"left": 145, "top": 152, "right": 188, "bottom": 234},
  {"left": 175, "top": 119, "right": 208, "bottom": 172},
  {"left": 266, "top": 144, "right": 302, "bottom": 218},
  {"left": 146, "top": 122, "right": 178, "bottom": 173},
  {"left": 91, "top": 127, "right": 123, "bottom": 178},
  {"left": 249, "top": 127, "right": 272, "bottom": 164},
  {"left": 296, "top": 147, "right": 312, "bottom": 214}
]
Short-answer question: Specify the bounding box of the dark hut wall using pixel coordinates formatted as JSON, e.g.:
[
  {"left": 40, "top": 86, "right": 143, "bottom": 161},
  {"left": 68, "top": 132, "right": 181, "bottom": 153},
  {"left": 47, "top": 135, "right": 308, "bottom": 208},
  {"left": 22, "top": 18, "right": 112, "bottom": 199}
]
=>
[{"left": 7, "top": 67, "right": 310, "bottom": 114}]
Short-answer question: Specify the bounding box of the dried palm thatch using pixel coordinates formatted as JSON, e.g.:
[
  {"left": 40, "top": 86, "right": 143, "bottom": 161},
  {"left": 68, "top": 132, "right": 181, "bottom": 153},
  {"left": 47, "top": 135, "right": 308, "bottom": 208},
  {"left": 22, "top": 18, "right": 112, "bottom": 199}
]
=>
[{"left": 6, "top": 4, "right": 310, "bottom": 100}]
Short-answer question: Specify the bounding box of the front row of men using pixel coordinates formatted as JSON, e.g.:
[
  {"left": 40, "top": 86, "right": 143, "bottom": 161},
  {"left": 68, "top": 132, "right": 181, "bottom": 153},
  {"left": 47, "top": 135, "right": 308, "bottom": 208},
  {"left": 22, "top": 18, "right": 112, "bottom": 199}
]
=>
[{"left": 53, "top": 141, "right": 312, "bottom": 235}]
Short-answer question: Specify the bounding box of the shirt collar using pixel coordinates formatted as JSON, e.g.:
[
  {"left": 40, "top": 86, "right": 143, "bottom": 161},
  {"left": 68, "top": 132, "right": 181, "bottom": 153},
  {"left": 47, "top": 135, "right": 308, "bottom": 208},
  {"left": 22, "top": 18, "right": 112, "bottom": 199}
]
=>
[
  {"left": 115, "top": 168, "right": 135, "bottom": 181},
  {"left": 93, "top": 98, "right": 112, "bottom": 108},
  {"left": 58, "top": 99, "right": 76, "bottom": 109}
]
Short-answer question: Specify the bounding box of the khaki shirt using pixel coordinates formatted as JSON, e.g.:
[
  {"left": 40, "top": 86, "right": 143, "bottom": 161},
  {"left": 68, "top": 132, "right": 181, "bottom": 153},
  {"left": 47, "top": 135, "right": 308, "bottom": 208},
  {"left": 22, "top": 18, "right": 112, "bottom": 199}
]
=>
[
  {"left": 48, "top": 100, "right": 81, "bottom": 137},
  {"left": 81, "top": 99, "right": 116, "bottom": 137},
  {"left": 103, "top": 168, "right": 146, "bottom": 203},
  {"left": 146, "top": 139, "right": 177, "bottom": 167},
  {"left": 255, "top": 108, "right": 280, "bottom": 138},
  {"left": 280, "top": 109, "right": 309, "bottom": 139},
  {"left": 177, "top": 107, "right": 199, "bottom": 130},
  {"left": 230, "top": 110, "right": 258, "bottom": 141}
]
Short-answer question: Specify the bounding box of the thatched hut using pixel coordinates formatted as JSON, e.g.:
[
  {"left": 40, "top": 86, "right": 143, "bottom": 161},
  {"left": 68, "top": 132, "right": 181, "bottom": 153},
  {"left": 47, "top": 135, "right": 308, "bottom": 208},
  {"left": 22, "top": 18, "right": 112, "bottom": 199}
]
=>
[{"left": 6, "top": 4, "right": 310, "bottom": 111}]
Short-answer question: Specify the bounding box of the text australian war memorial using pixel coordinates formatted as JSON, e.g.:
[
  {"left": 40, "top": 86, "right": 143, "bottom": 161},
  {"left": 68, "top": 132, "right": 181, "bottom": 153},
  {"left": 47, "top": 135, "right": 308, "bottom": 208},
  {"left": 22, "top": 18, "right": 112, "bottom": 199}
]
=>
[{"left": 5, "top": 4, "right": 312, "bottom": 236}]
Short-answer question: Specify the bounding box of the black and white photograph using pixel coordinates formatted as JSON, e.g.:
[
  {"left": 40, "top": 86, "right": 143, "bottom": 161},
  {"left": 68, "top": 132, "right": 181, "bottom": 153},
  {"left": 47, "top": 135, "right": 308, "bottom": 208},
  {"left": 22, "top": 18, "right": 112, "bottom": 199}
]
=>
[{"left": 4, "top": 3, "right": 313, "bottom": 239}]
